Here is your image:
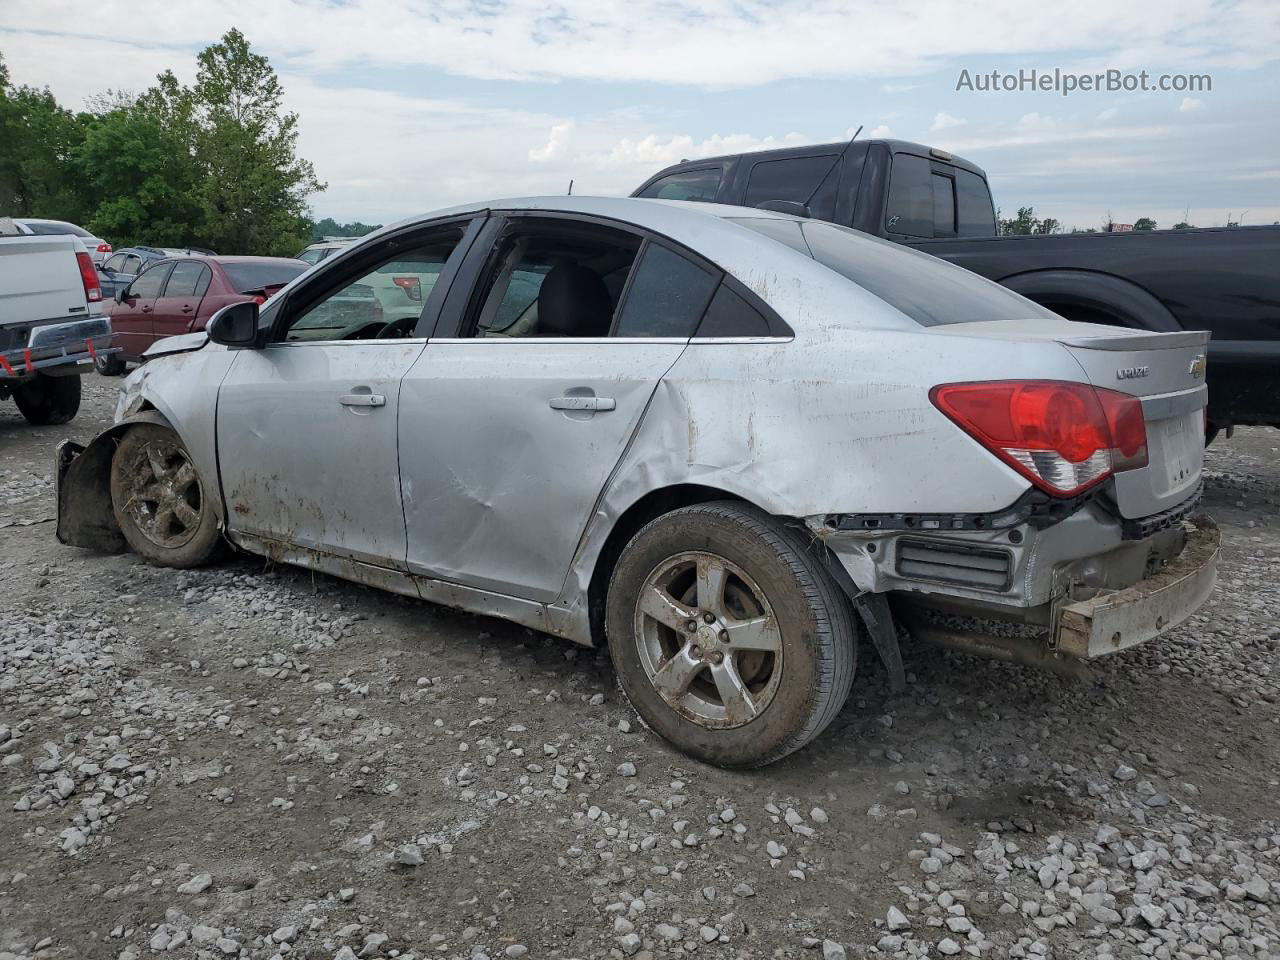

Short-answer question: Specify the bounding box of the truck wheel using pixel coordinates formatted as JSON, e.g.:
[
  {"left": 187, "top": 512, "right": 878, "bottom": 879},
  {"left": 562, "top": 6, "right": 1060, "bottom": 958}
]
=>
[
  {"left": 95, "top": 353, "right": 126, "bottom": 376},
  {"left": 606, "top": 502, "right": 857, "bottom": 768},
  {"left": 110, "top": 424, "right": 221, "bottom": 568},
  {"left": 13, "top": 374, "right": 81, "bottom": 425}
]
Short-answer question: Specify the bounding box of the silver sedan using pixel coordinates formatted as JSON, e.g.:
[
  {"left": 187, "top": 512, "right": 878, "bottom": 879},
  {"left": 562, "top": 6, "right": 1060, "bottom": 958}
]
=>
[{"left": 57, "top": 197, "right": 1217, "bottom": 767}]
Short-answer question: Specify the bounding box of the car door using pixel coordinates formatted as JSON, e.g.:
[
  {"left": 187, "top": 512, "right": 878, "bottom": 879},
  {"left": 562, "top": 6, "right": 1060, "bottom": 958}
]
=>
[
  {"left": 215, "top": 217, "right": 483, "bottom": 567},
  {"left": 111, "top": 261, "right": 172, "bottom": 361},
  {"left": 398, "top": 214, "right": 719, "bottom": 602},
  {"left": 151, "top": 260, "right": 211, "bottom": 344}
]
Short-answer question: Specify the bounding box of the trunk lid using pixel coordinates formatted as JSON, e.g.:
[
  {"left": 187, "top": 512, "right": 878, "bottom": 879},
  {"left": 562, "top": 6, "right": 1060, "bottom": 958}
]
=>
[
  {"left": 935, "top": 318, "right": 1210, "bottom": 519},
  {"left": 0, "top": 235, "right": 92, "bottom": 327}
]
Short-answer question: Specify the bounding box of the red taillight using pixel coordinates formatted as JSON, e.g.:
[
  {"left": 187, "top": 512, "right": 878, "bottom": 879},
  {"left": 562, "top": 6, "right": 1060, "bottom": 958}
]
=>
[
  {"left": 76, "top": 251, "right": 102, "bottom": 303},
  {"left": 97, "top": 242, "right": 112, "bottom": 254},
  {"left": 391, "top": 276, "right": 422, "bottom": 301},
  {"left": 930, "top": 380, "right": 1148, "bottom": 496}
]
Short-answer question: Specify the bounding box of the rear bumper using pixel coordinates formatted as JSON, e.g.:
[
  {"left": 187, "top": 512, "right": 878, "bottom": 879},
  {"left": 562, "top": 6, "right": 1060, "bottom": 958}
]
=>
[
  {"left": 0, "top": 316, "right": 116, "bottom": 380},
  {"left": 1054, "top": 514, "right": 1218, "bottom": 657}
]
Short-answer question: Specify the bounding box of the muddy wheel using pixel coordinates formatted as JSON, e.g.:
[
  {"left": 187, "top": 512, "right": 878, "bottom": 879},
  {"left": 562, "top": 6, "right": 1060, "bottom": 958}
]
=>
[
  {"left": 13, "top": 373, "right": 81, "bottom": 425},
  {"left": 95, "top": 353, "right": 126, "bottom": 376},
  {"left": 110, "top": 424, "right": 221, "bottom": 568},
  {"left": 606, "top": 502, "right": 857, "bottom": 768}
]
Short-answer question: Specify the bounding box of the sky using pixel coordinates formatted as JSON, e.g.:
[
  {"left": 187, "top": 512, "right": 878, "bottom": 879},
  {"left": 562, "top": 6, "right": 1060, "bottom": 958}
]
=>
[{"left": 2, "top": 0, "right": 1278, "bottom": 230}]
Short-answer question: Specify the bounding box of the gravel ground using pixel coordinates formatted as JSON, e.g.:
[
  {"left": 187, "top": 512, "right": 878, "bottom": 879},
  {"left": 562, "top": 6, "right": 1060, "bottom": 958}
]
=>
[{"left": 1, "top": 376, "right": 1277, "bottom": 960}]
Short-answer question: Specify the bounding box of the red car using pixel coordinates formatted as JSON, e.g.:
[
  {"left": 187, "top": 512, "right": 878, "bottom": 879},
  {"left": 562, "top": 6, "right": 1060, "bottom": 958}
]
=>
[{"left": 98, "top": 256, "right": 309, "bottom": 375}]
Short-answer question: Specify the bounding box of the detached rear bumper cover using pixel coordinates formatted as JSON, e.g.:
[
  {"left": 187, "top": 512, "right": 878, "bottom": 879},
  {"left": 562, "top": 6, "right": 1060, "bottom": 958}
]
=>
[{"left": 1054, "top": 514, "right": 1218, "bottom": 658}]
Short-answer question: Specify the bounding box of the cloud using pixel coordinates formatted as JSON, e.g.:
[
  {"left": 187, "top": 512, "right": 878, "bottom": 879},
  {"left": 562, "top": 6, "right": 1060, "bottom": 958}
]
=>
[
  {"left": 2, "top": 0, "right": 1278, "bottom": 88},
  {"left": 1097, "top": 107, "right": 1119, "bottom": 121},
  {"left": 1180, "top": 97, "right": 1204, "bottom": 112},
  {"left": 1017, "top": 112, "right": 1055, "bottom": 131},
  {"left": 930, "top": 112, "right": 968, "bottom": 132},
  {"left": 529, "top": 122, "right": 575, "bottom": 162},
  {"left": 881, "top": 82, "right": 922, "bottom": 93},
  {"left": 868, "top": 125, "right": 892, "bottom": 138}
]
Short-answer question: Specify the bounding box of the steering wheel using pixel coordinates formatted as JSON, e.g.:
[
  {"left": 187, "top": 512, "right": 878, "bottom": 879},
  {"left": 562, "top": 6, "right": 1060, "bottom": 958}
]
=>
[{"left": 377, "top": 315, "right": 418, "bottom": 339}]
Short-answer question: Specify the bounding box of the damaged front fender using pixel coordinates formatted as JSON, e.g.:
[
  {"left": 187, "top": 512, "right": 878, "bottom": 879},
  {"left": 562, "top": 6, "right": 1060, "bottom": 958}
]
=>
[{"left": 54, "top": 411, "right": 175, "bottom": 552}]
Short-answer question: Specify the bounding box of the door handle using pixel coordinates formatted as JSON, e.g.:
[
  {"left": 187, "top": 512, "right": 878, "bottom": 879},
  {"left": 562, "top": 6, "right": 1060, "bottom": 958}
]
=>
[
  {"left": 550, "top": 396, "right": 616, "bottom": 412},
  {"left": 339, "top": 393, "right": 386, "bottom": 407},
  {"left": 181, "top": 304, "right": 194, "bottom": 313},
  {"left": 141, "top": 305, "right": 152, "bottom": 313}
]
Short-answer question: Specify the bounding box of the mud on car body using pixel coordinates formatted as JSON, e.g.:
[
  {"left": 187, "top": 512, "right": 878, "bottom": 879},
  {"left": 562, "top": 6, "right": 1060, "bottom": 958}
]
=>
[{"left": 56, "top": 197, "right": 1218, "bottom": 767}]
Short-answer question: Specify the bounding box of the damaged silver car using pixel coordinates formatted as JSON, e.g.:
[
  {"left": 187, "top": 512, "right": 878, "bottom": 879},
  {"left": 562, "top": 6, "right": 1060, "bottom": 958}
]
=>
[{"left": 56, "top": 197, "right": 1218, "bottom": 767}]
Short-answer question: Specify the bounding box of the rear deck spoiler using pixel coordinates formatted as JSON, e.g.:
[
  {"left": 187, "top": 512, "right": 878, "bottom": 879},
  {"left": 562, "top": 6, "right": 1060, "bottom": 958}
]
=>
[{"left": 1058, "top": 329, "right": 1211, "bottom": 351}]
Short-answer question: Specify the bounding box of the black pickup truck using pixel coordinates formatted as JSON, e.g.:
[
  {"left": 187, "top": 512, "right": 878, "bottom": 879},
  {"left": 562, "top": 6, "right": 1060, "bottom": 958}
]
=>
[{"left": 632, "top": 140, "right": 1280, "bottom": 435}]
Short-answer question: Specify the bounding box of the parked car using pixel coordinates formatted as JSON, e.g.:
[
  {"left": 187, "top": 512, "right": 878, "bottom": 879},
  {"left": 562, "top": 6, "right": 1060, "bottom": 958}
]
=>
[
  {"left": 98, "top": 255, "right": 309, "bottom": 375},
  {"left": 57, "top": 197, "right": 1217, "bottom": 767},
  {"left": 11, "top": 218, "right": 112, "bottom": 263},
  {"left": 97, "top": 246, "right": 218, "bottom": 300},
  {"left": 296, "top": 236, "right": 358, "bottom": 265},
  {"left": 633, "top": 139, "right": 1280, "bottom": 438},
  {"left": 0, "top": 220, "right": 114, "bottom": 423}
]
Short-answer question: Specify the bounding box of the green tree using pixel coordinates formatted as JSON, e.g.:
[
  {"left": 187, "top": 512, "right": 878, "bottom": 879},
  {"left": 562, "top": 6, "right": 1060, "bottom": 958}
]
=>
[
  {"left": 998, "top": 206, "right": 1060, "bottom": 236},
  {"left": 188, "top": 29, "right": 324, "bottom": 255},
  {"left": 0, "top": 52, "right": 90, "bottom": 219},
  {"left": 312, "top": 216, "right": 382, "bottom": 240},
  {"left": 75, "top": 73, "right": 204, "bottom": 246},
  {"left": 1132, "top": 217, "right": 1157, "bottom": 231}
]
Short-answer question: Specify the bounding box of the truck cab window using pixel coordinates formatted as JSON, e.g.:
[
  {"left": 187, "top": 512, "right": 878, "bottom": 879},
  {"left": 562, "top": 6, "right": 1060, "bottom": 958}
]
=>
[
  {"left": 932, "top": 174, "right": 956, "bottom": 235},
  {"left": 885, "top": 153, "right": 933, "bottom": 237},
  {"left": 636, "top": 168, "right": 722, "bottom": 202},
  {"left": 955, "top": 169, "right": 997, "bottom": 237},
  {"left": 744, "top": 156, "right": 837, "bottom": 209}
]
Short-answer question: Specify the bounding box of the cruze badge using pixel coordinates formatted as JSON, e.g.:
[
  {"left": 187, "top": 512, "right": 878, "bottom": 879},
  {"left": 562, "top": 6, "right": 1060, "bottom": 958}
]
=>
[
  {"left": 1188, "top": 354, "right": 1206, "bottom": 378},
  {"left": 1116, "top": 366, "right": 1150, "bottom": 380}
]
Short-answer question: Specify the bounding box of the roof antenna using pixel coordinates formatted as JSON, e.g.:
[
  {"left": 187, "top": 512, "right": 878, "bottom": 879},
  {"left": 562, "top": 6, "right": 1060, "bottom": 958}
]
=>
[
  {"left": 803, "top": 124, "right": 863, "bottom": 211},
  {"left": 567, "top": 179, "right": 574, "bottom": 196}
]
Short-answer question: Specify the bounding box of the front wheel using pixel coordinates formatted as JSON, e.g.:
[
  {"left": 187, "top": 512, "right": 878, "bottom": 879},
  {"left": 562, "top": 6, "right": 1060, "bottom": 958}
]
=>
[
  {"left": 13, "top": 373, "right": 81, "bottom": 425},
  {"left": 606, "top": 502, "right": 857, "bottom": 768},
  {"left": 110, "top": 424, "right": 222, "bottom": 568}
]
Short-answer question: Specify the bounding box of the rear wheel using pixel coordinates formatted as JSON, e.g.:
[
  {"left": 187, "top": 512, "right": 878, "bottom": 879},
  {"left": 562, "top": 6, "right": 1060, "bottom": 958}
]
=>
[
  {"left": 606, "top": 502, "right": 857, "bottom": 768},
  {"left": 13, "top": 374, "right": 81, "bottom": 425},
  {"left": 95, "top": 353, "right": 126, "bottom": 376},
  {"left": 110, "top": 425, "right": 221, "bottom": 568}
]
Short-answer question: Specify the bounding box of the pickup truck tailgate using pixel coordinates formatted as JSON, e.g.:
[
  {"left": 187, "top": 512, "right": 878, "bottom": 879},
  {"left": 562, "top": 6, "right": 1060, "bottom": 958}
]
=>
[
  {"left": 0, "top": 235, "right": 93, "bottom": 327},
  {"left": 1055, "top": 328, "right": 1210, "bottom": 519}
]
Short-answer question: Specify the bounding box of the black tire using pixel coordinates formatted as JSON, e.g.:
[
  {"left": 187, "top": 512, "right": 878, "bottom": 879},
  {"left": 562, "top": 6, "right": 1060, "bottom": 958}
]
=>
[
  {"left": 95, "top": 353, "right": 127, "bottom": 376},
  {"left": 110, "top": 424, "right": 221, "bottom": 568},
  {"left": 606, "top": 501, "right": 857, "bottom": 768},
  {"left": 13, "top": 374, "right": 81, "bottom": 425}
]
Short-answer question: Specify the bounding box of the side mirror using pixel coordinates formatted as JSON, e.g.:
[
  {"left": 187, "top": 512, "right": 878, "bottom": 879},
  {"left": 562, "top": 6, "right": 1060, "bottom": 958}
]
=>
[
  {"left": 114, "top": 288, "right": 127, "bottom": 304},
  {"left": 207, "top": 301, "right": 260, "bottom": 348}
]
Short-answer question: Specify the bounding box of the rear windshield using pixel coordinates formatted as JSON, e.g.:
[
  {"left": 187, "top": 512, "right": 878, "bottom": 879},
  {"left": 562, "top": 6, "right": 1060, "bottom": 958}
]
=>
[
  {"left": 23, "top": 220, "right": 93, "bottom": 238},
  {"left": 223, "top": 261, "right": 308, "bottom": 293},
  {"left": 729, "top": 217, "right": 1056, "bottom": 327}
]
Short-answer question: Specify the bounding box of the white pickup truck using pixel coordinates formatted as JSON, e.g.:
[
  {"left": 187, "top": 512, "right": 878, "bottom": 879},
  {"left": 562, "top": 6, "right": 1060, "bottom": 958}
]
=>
[{"left": 0, "top": 218, "right": 116, "bottom": 424}]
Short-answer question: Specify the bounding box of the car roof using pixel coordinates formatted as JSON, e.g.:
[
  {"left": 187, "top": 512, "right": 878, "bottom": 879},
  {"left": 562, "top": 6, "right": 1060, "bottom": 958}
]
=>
[
  {"left": 318, "top": 196, "right": 919, "bottom": 335},
  {"left": 638, "top": 138, "right": 988, "bottom": 180}
]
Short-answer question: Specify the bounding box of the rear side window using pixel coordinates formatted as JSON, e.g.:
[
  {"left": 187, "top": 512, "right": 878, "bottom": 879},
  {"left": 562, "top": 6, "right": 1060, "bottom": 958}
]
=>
[
  {"left": 223, "top": 261, "right": 308, "bottom": 293},
  {"left": 613, "top": 243, "right": 718, "bottom": 338},
  {"left": 956, "top": 169, "right": 996, "bottom": 237},
  {"left": 128, "top": 262, "right": 172, "bottom": 299},
  {"left": 636, "top": 168, "right": 722, "bottom": 202},
  {"left": 696, "top": 283, "right": 772, "bottom": 338},
  {"left": 163, "top": 261, "right": 211, "bottom": 298},
  {"left": 297, "top": 248, "right": 324, "bottom": 265},
  {"left": 743, "top": 156, "right": 836, "bottom": 209},
  {"left": 799, "top": 220, "right": 1057, "bottom": 326}
]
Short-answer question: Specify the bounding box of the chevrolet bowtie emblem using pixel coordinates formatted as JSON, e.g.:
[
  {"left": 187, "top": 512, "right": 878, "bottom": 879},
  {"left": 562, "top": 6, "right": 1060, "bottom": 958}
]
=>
[{"left": 1188, "top": 354, "right": 1207, "bottom": 378}]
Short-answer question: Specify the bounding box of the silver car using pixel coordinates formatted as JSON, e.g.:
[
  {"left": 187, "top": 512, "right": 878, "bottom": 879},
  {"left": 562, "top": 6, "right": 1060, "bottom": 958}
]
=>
[
  {"left": 56, "top": 197, "right": 1218, "bottom": 767},
  {"left": 13, "top": 218, "right": 112, "bottom": 263}
]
